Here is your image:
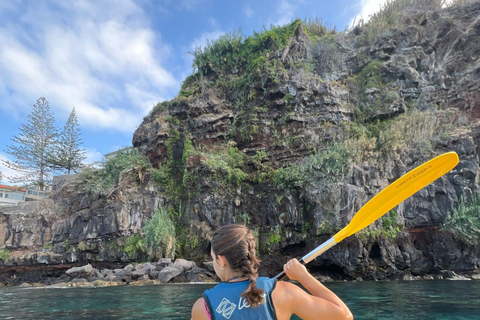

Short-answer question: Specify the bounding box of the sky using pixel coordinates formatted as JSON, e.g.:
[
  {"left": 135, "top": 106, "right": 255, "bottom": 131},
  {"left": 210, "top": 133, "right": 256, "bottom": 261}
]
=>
[{"left": 0, "top": 0, "right": 388, "bottom": 185}]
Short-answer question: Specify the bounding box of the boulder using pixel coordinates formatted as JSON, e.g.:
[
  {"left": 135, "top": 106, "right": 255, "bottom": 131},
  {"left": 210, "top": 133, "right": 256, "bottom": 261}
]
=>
[
  {"left": 65, "top": 264, "right": 94, "bottom": 278},
  {"left": 124, "top": 264, "right": 135, "bottom": 273},
  {"left": 158, "top": 267, "right": 181, "bottom": 283},
  {"left": 185, "top": 266, "right": 214, "bottom": 282},
  {"left": 202, "top": 261, "right": 215, "bottom": 273},
  {"left": 131, "top": 269, "right": 147, "bottom": 280},
  {"left": 173, "top": 259, "right": 196, "bottom": 273},
  {"left": 157, "top": 258, "right": 173, "bottom": 267},
  {"left": 114, "top": 268, "right": 128, "bottom": 277}
]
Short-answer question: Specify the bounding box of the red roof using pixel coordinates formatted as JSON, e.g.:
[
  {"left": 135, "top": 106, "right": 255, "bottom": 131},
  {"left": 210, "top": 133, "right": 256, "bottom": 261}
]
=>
[{"left": 0, "top": 184, "right": 26, "bottom": 192}]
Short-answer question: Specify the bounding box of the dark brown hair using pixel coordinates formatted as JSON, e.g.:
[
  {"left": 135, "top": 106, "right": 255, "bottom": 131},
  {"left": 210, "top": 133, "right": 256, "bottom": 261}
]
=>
[{"left": 211, "top": 224, "right": 264, "bottom": 308}]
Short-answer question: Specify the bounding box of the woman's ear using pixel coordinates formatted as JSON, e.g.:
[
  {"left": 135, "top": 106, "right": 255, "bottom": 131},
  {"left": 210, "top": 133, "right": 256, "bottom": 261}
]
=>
[{"left": 217, "top": 255, "right": 228, "bottom": 270}]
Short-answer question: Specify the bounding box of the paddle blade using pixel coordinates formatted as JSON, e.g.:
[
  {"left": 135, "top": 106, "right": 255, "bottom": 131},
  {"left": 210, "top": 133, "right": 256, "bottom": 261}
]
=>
[{"left": 333, "top": 152, "right": 459, "bottom": 243}]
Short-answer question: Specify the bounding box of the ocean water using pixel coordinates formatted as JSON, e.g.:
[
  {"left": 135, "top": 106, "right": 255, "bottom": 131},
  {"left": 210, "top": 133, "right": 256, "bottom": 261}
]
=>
[{"left": 0, "top": 280, "right": 479, "bottom": 319}]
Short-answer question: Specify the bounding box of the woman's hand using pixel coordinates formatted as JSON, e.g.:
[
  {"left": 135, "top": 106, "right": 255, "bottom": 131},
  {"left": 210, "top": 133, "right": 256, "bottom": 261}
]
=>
[{"left": 283, "top": 258, "right": 309, "bottom": 282}]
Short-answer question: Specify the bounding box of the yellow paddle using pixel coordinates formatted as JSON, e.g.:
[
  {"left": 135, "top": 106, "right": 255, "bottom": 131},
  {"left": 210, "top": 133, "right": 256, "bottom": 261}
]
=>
[{"left": 275, "top": 151, "right": 459, "bottom": 280}]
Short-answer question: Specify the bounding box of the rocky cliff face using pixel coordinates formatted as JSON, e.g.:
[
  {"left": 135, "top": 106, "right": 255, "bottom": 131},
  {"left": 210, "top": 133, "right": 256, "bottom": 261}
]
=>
[
  {"left": 0, "top": 172, "right": 163, "bottom": 279},
  {"left": 1, "top": 2, "right": 480, "bottom": 281}
]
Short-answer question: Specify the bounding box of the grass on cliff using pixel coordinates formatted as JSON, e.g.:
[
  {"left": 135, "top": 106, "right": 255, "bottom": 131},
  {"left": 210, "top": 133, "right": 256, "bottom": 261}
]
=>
[
  {"left": 274, "top": 142, "right": 351, "bottom": 189},
  {"left": 275, "top": 107, "right": 443, "bottom": 189},
  {"left": 357, "top": 210, "right": 404, "bottom": 240},
  {"left": 201, "top": 143, "right": 247, "bottom": 187},
  {"left": 184, "top": 18, "right": 337, "bottom": 102},
  {"left": 443, "top": 194, "right": 480, "bottom": 245},
  {"left": 79, "top": 148, "right": 152, "bottom": 198},
  {"left": 352, "top": 0, "right": 448, "bottom": 47},
  {"left": 143, "top": 207, "right": 176, "bottom": 259},
  {"left": 190, "top": 20, "right": 301, "bottom": 79},
  {"left": 0, "top": 249, "right": 9, "bottom": 261}
]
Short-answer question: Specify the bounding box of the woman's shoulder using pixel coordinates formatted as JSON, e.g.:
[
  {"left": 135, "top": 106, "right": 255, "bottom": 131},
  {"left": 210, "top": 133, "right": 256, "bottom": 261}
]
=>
[
  {"left": 272, "top": 280, "right": 307, "bottom": 302},
  {"left": 192, "top": 298, "right": 210, "bottom": 320}
]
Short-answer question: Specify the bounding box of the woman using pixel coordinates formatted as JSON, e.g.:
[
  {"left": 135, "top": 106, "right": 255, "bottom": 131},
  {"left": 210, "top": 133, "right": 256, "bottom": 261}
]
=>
[{"left": 191, "top": 224, "right": 353, "bottom": 320}]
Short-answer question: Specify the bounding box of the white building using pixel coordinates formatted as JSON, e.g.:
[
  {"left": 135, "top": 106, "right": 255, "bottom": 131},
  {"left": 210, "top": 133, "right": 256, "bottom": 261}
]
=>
[{"left": 0, "top": 184, "right": 26, "bottom": 207}]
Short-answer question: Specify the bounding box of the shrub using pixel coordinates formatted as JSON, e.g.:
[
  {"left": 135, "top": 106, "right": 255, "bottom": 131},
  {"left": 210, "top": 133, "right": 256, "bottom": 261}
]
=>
[
  {"left": 191, "top": 20, "right": 301, "bottom": 89},
  {"left": 377, "top": 109, "right": 438, "bottom": 157},
  {"left": 302, "top": 17, "right": 335, "bottom": 39},
  {"left": 311, "top": 35, "right": 342, "bottom": 76},
  {"left": 199, "top": 143, "right": 247, "bottom": 187},
  {"left": 0, "top": 248, "right": 10, "bottom": 261},
  {"left": 356, "top": 59, "right": 385, "bottom": 92},
  {"left": 443, "top": 194, "right": 480, "bottom": 245},
  {"left": 275, "top": 142, "right": 351, "bottom": 188},
  {"left": 143, "top": 207, "right": 176, "bottom": 259},
  {"left": 354, "top": 0, "right": 447, "bottom": 47},
  {"left": 79, "top": 148, "right": 152, "bottom": 197},
  {"left": 357, "top": 211, "right": 403, "bottom": 240},
  {"left": 124, "top": 234, "right": 146, "bottom": 259}
]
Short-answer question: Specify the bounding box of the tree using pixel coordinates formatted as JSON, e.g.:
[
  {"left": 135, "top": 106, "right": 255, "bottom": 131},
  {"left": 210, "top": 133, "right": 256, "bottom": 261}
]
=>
[
  {"left": 48, "top": 107, "right": 86, "bottom": 174},
  {"left": 2, "top": 97, "right": 57, "bottom": 190}
]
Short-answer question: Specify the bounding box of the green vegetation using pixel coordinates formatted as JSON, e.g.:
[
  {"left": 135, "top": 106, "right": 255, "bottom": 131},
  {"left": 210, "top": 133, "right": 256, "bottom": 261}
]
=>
[
  {"left": 357, "top": 210, "right": 403, "bottom": 240},
  {"left": 124, "top": 234, "right": 146, "bottom": 259},
  {"left": 191, "top": 21, "right": 300, "bottom": 78},
  {"left": 153, "top": 131, "right": 197, "bottom": 200},
  {"left": 353, "top": 0, "right": 447, "bottom": 47},
  {"left": 143, "top": 207, "right": 176, "bottom": 259},
  {"left": 443, "top": 194, "right": 480, "bottom": 245},
  {"left": 356, "top": 60, "right": 385, "bottom": 92},
  {"left": 274, "top": 142, "right": 351, "bottom": 188},
  {"left": 63, "top": 239, "right": 70, "bottom": 251},
  {"left": 77, "top": 241, "right": 89, "bottom": 251},
  {"left": 259, "top": 226, "right": 283, "bottom": 254},
  {"left": 350, "top": 108, "right": 439, "bottom": 162},
  {"left": 79, "top": 148, "right": 152, "bottom": 197},
  {"left": 43, "top": 242, "right": 53, "bottom": 250},
  {"left": 302, "top": 17, "right": 336, "bottom": 39},
  {"left": 353, "top": 59, "right": 401, "bottom": 123},
  {"left": 175, "top": 225, "right": 202, "bottom": 257},
  {"left": 0, "top": 248, "right": 10, "bottom": 261},
  {"left": 198, "top": 143, "right": 247, "bottom": 187},
  {"left": 311, "top": 35, "right": 341, "bottom": 75}
]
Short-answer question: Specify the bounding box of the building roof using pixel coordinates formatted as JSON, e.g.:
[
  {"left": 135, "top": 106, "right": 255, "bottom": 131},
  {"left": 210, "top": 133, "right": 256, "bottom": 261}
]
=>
[{"left": 0, "top": 184, "right": 26, "bottom": 192}]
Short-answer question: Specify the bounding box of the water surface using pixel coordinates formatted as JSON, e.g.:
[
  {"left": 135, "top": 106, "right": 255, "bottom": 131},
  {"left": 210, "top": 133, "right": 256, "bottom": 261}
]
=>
[{"left": 0, "top": 280, "right": 479, "bottom": 319}]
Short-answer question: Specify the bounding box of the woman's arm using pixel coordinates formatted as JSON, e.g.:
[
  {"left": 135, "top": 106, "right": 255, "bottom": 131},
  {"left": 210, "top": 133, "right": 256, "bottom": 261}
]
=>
[
  {"left": 191, "top": 298, "right": 211, "bottom": 320},
  {"left": 272, "top": 258, "right": 353, "bottom": 320}
]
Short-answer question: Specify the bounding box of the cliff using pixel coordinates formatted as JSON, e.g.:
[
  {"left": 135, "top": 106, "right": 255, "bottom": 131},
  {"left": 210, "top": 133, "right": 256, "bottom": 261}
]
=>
[{"left": 1, "top": 1, "right": 480, "bottom": 283}]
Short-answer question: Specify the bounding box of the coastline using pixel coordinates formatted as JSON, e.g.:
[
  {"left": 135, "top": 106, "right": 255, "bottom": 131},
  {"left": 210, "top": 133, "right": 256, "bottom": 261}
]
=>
[{"left": 2, "top": 258, "right": 479, "bottom": 289}]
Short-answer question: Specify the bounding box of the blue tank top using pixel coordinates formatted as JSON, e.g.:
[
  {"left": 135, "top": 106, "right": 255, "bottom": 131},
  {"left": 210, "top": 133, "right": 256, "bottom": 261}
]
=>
[{"left": 203, "top": 277, "right": 277, "bottom": 320}]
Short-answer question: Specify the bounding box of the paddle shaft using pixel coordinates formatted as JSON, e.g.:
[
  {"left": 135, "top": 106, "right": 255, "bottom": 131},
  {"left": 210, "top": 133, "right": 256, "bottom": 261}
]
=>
[{"left": 274, "top": 237, "right": 337, "bottom": 280}]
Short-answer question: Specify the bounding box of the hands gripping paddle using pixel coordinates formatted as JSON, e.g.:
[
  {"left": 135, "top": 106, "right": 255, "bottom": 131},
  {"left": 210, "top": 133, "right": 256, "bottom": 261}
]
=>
[{"left": 275, "top": 151, "right": 459, "bottom": 280}]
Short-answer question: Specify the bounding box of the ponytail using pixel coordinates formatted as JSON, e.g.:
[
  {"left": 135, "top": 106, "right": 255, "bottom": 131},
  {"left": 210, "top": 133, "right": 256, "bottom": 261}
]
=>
[{"left": 211, "top": 225, "right": 265, "bottom": 308}]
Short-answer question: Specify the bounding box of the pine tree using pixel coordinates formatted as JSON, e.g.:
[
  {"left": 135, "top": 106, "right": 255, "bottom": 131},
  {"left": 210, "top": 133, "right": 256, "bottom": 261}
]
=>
[
  {"left": 48, "top": 107, "right": 86, "bottom": 174},
  {"left": 2, "top": 97, "right": 58, "bottom": 190}
]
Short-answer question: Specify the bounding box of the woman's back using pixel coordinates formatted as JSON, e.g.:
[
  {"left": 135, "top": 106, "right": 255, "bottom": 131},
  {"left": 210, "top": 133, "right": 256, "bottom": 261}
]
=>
[{"left": 191, "top": 224, "right": 353, "bottom": 320}]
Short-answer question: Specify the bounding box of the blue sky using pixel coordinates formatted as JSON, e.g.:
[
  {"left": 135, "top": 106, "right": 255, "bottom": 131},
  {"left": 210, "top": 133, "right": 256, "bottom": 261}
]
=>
[{"left": 0, "top": 0, "right": 387, "bottom": 184}]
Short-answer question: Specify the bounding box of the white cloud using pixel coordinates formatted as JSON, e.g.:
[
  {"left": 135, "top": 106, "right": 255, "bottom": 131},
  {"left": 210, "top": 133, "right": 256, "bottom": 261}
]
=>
[
  {"left": 0, "top": 152, "right": 21, "bottom": 185},
  {"left": 83, "top": 148, "right": 104, "bottom": 164},
  {"left": 190, "top": 30, "right": 226, "bottom": 51},
  {"left": 244, "top": 6, "right": 254, "bottom": 19},
  {"left": 0, "top": 0, "right": 178, "bottom": 134},
  {"left": 349, "top": 0, "right": 389, "bottom": 26},
  {"left": 274, "top": 0, "right": 297, "bottom": 27},
  {"left": 180, "top": 0, "right": 210, "bottom": 10},
  {"left": 182, "top": 30, "right": 225, "bottom": 75}
]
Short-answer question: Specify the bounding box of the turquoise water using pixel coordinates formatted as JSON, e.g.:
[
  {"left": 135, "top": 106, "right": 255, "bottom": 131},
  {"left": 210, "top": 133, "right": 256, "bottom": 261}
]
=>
[{"left": 0, "top": 280, "right": 479, "bottom": 319}]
